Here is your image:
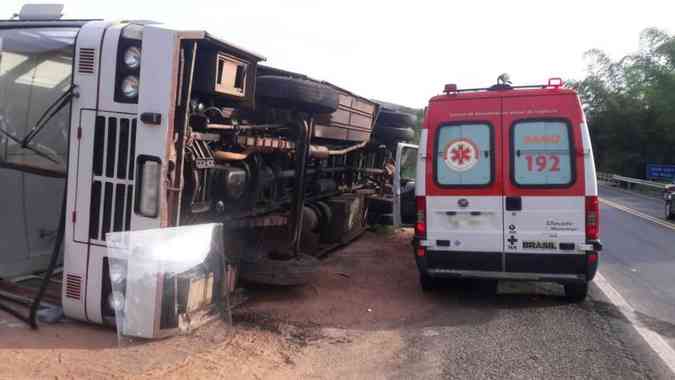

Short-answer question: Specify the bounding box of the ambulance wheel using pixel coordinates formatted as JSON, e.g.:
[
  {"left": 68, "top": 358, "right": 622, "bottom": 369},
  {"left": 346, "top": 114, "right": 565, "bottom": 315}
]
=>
[
  {"left": 256, "top": 76, "right": 339, "bottom": 114},
  {"left": 419, "top": 271, "right": 436, "bottom": 292},
  {"left": 665, "top": 201, "right": 673, "bottom": 220},
  {"left": 564, "top": 282, "right": 589, "bottom": 302}
]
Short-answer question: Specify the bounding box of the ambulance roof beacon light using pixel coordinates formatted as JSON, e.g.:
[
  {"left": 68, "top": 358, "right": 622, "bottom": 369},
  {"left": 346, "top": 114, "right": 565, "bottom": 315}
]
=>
[
  {"left": 444, "top": 84, "right": 458, "bottom": 94},
  {"left": 548, "top": 77, "right": 563, "bottom": 88}
]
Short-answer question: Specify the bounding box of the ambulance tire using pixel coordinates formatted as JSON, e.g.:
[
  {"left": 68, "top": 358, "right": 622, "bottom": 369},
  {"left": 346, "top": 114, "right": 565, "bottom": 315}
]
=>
[
  {"left": 419, "top": 271, "right": 436, "bottom": 292},
  {"left": 256, "top": 76, "right": 339, "bottom": 114},
  {"left": 376, "top": 110, "right": 416, "bottom": 128},
  {"left": 564, "top": 282, "right": 589, "bottom": 302},
  {"left": 665, "top": 200, "right": 673, "bottom": 220}
]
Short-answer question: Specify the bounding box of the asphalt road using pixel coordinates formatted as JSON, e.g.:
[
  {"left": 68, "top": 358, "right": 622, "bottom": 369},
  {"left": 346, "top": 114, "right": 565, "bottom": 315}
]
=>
[
  {"left": 600, "top": 184, "right": 670, "bottom": 221},
  {"left": 597, "top": 185, "right": 675, "bottom": 354}
]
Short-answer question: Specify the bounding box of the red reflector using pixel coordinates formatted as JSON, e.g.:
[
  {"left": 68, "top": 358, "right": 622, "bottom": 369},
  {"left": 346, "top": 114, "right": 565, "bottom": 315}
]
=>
[
  {"left": 415, "top": 196, "right": 426, "bottom": 238},
  {"left": 416, "top": 246, "right": 426, "bottom": 257},
  {"left": 585, "top": 196, "right": 599, "bottom": 240},
  {"left": 588, "top": 252, "right": 598, "bottom": 265},
  {"left": 72, "top": 210, "right": 77, "bottom": 224}
]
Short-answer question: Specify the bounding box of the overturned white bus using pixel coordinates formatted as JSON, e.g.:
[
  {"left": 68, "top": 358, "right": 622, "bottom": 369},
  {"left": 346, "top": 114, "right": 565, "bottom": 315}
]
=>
[{"left": 0, "top": 4, "right": 418, "bottom": 336}]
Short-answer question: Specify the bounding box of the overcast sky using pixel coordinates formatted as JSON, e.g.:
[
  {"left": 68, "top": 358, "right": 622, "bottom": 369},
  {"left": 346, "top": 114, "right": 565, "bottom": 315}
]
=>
[{"left": 3, "top": 1, "right": 673, "bottom": 107}]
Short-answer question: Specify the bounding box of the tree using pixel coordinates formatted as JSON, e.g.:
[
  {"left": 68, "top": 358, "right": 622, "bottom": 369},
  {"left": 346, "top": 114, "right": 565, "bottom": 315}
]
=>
[{"left": 572, "top": 28, "right": 675, "bottom": 178}]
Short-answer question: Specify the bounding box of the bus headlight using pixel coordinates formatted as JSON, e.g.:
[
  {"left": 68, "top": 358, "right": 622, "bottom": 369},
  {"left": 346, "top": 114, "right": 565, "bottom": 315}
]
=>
[
  {"left": 123, "top": 46, "right": 142, "bottom": 69},
  {"left": 137, "top": 159, "right": 160, "bottom": 217},
  {"left": 121, "top": 75, "right": 139, "bottom": 98}
]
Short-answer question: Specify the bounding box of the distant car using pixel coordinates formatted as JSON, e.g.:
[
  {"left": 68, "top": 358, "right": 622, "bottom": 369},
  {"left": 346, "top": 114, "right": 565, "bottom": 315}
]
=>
[
  {"left": 664, "top": 181, "right": 675, "bottom": 220},
  {"left": 413, "top": 78, "right": 602, "bottom": 301}
]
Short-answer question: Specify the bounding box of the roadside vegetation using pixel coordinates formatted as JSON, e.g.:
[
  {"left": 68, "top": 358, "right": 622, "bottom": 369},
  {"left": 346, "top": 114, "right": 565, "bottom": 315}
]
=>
[{"left": 572, "top": 28, "right": 675, "bottom": 178}]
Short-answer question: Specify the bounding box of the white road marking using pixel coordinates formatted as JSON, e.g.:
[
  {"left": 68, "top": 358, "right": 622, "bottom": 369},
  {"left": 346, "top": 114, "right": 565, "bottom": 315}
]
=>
[
  {"left": 600, "top": 198, "right": 675, "bottom": 231},
  {"left": 594, "top": 272, "right": 675, "bottom": 374}
]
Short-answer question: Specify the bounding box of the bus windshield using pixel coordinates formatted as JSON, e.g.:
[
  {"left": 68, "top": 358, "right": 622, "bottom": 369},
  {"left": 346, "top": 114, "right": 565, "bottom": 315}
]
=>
[{"left": 0, "top": 27, "right": 78, "bottom": 176}]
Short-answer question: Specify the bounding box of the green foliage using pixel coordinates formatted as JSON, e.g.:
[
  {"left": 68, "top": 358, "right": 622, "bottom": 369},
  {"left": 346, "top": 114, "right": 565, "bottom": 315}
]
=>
[
  {"left": 573, "top": 28, "right": 675, "bottom": 178},
  {"left": 412, "top": 108, "right": 424, "bottom": 144}
]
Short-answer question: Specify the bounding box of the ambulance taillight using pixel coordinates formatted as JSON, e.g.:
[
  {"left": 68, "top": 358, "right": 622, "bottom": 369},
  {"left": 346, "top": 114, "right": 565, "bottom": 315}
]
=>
[
  {"left": 415, "top": 195, "right": 427, "bottom": 257},
  {"left": 415, "top": 196, "right": 427, "bottom": 239},
  {"left": 585, "top": 196, "right": 600, "bottom": 240}
]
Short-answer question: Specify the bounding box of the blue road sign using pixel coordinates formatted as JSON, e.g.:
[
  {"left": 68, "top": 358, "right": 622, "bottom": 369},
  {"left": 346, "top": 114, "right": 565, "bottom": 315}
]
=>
[{"left": 646, "top": 164, "right": 675, "bottom": 180}]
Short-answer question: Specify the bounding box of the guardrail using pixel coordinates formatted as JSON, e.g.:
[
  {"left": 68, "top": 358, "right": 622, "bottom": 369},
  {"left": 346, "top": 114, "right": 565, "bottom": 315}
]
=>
[{"left": 597, "top": 172, "right": 669, "bottom": 190}]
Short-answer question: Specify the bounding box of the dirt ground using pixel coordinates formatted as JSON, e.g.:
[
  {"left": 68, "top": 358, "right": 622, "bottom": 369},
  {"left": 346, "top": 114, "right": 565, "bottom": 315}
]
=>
[{"left": 0, "top": 228, "right": 428, "bottom": 380}]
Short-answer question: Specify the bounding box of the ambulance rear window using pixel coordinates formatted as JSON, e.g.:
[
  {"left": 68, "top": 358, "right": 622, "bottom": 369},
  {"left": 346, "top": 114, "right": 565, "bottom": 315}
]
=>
[
  {"left": 434, "top": 123, "right": 493, "bottom": 186},
  {"left": 511, "top": 120, "right": 574, "bottom": 186}
]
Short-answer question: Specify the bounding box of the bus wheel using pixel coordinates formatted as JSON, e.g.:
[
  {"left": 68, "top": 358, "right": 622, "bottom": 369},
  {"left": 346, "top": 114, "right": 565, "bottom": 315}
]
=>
[
  {"left": 375, "top": 109, "right": 416, "bottom": 128},
  {"left": 256, "top": 76, "right": 339, "bottom": 114}
]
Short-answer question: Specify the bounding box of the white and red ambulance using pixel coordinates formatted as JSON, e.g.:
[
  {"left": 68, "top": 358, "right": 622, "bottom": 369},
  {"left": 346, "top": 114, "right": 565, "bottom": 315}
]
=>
[{"left": 413, "top": 79, "right": 602, "bottom": 301}]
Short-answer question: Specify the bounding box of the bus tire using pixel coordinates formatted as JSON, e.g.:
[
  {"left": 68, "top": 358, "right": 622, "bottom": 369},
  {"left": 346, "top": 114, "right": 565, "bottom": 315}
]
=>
[
  {"left": 256, "top": 76, "right": 339, "bottom": 114},
  {"left": 373, "top": 127, "right": 415, "bottom": 144},
  {"left": 376, "top": 109, "right": 416, "bottom": 128}
]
